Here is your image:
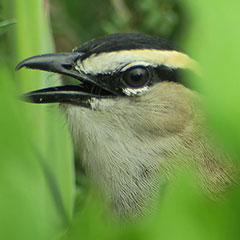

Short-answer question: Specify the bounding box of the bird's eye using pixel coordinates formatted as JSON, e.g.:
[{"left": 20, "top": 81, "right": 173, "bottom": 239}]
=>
[{"left": 122, "top": 67, "right": 149, "bottom": 88}]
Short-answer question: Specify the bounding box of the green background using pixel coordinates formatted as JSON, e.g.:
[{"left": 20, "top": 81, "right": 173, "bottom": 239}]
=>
[{"left": 0, "top": 0, "right": 240, "bottom": 239}]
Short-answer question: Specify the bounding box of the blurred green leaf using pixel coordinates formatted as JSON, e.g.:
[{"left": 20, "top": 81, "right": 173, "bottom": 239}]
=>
[
  {"left": 182, "top": 0, "right": 240, "bottom": 158},
  {"left": 0, "top": 19, "right": 16, "bottom": 27},
  {"left": 0, "top": 0, "right": 74, "bottom": 239},
  {"left": 0, "top": 19, "right": 17, "bottom": 34}
]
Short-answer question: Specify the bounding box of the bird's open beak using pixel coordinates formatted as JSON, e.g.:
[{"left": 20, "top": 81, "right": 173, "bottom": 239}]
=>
[{"left": 16, "top": 53, "right": 114, "bottom": 104}]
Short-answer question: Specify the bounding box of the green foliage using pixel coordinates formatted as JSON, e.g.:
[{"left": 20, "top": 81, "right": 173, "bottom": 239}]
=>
[
  {"left": 185, "top": 0, "right": 240, "bottom": 158},
  {"left": 0, "top": 19, "right": 16, "bottom": 35},
  {"left": 0, "top": 0, "right": 74, "bottom": 239},
  {"left": 0, "top": 0, "right": 240, "bottom": 240},
  {"left": 50, "top": 0, "right": 182, "bottom": 49}
]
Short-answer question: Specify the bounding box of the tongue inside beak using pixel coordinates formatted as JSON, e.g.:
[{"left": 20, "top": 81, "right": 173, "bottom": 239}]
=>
[{"left": 22, "top": 85, "right": 101, "bottom": 104}]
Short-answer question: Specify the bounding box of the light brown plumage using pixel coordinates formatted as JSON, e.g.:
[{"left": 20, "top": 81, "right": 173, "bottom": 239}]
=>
[{"left": 61, "top": 81, "right": 237, "bottom": 220}]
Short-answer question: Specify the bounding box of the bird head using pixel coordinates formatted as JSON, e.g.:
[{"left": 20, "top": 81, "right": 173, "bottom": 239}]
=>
[
  {"left": 16, "top": 33, "right": 199, "bottom": 137},
  {"left": 16, "top": 33, "right": 205, "bottom": 220},
  {"left": 16, "top": 33, "right": 197, "bottom": 103}
]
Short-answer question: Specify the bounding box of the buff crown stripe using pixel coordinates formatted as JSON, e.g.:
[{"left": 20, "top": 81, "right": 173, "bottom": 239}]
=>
[{"left": 76, "top": 49, "right": 199, "bottom": 75}]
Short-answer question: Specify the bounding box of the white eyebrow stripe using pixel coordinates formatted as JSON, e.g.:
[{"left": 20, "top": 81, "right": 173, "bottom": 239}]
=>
[
  {"left": 75, "top": 49, "right": 199, "bottom": 75},
  {"left": 120, "top": 61, "right": 156, "bottom": 71}
]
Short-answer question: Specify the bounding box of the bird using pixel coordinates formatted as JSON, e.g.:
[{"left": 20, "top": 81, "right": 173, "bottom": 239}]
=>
[{"left": 16, "top": 33, "right": 236, "bottom": 221}]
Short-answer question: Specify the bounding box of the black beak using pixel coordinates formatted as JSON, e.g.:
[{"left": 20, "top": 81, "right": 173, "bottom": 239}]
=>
[{"left": 16, "top": 52, "right": 115, "bottom": 104}]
